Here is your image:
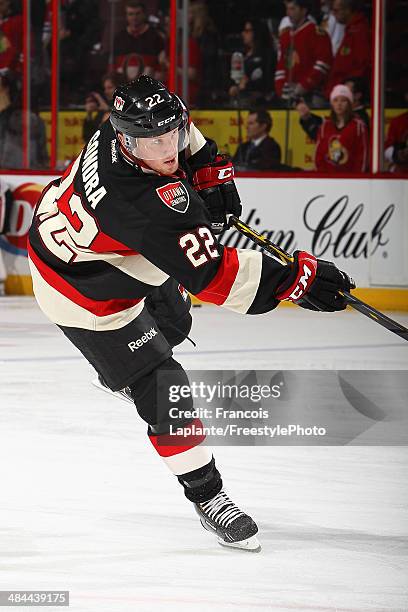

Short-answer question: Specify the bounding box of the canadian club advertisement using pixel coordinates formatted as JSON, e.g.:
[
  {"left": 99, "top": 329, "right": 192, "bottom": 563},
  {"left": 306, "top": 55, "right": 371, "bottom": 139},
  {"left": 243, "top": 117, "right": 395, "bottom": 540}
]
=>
[
  {"left": 222, "top": 178, "right": 408, "bottom": 287},
  {"left": 0, "top": 175, "right": 407, "bottom": 288}
]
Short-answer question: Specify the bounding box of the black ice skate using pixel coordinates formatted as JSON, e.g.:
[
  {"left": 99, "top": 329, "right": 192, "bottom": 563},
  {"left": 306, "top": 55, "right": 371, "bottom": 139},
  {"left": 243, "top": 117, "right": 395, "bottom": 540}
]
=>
[{"left": 195, "top": 489, "right": 261, "bottom": 552}]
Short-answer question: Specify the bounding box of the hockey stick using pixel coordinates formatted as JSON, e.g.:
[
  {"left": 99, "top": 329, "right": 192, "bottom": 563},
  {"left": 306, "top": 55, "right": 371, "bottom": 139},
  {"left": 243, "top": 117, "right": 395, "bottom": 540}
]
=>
[{"left": 228, "top": 215, "right": 408, "bottom": 342}]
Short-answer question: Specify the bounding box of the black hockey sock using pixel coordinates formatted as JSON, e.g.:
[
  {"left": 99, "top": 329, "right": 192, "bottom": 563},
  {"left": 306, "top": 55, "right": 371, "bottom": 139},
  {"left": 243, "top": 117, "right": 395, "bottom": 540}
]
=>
[{"left": 177, "top": 456, "right": 222, "bottom": 503}]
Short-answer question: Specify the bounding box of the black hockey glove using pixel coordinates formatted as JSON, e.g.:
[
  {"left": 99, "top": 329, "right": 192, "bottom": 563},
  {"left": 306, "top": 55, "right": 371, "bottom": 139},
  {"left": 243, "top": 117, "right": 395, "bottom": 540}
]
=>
[
  {"left": 192, "top": 155, "right": 242, "bottom": 234},
  {"left": 276, "top": 250, "right": 354, "bottom": 312}
]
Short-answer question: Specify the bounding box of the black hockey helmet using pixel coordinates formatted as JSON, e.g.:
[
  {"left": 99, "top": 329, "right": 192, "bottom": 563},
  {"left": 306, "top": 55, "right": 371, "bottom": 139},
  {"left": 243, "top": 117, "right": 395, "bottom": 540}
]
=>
[
  {"left": 110, "top": 75, "right": 189, "bottom": 160},
  {"left": 110, "top": 75, "right": 184, "bottom": 137}
]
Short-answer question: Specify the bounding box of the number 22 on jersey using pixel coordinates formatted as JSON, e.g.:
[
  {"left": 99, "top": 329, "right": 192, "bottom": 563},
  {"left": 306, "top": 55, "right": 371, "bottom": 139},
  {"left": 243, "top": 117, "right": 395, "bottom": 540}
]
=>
[
  {"left": 179, "top": 227, "right": 219, "bottom": 267},
  {"left": 36, "top": 170, "right": 99, "bottom": 264}
]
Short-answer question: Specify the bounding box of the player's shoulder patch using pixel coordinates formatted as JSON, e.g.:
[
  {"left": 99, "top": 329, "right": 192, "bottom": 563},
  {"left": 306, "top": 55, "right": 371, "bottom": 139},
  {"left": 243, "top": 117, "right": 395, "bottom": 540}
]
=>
[{"left": 155, "top": 181, "right": 190, "bottom": 214}]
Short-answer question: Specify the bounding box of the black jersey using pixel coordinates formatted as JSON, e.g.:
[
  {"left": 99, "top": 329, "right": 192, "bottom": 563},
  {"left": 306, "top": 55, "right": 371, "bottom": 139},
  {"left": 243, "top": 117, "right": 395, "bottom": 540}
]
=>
[{"left": 28, "top": 120, "right": 288, "bottom": 331}]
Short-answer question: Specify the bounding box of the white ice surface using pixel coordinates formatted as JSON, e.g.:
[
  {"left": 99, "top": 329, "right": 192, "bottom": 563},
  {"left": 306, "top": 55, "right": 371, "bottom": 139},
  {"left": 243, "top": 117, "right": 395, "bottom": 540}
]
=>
[{"left": 1, "top": 298, "right": 407, "bottom": 612}]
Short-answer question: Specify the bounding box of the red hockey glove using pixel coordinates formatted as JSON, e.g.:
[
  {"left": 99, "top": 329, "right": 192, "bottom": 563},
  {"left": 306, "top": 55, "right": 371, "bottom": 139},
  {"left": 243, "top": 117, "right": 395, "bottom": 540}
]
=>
[
  {"left": 192, "top": 155, "right": 242, "bottom": 234},
  {"left": 276, "top": 251, "right": 354, "bottom": 312}
]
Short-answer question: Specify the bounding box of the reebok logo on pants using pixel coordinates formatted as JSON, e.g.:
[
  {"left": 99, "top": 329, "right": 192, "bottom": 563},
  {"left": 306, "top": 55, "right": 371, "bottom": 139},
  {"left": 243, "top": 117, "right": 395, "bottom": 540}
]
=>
[{"left": 128, "top": 327, "right": 158, "bottom": 352}]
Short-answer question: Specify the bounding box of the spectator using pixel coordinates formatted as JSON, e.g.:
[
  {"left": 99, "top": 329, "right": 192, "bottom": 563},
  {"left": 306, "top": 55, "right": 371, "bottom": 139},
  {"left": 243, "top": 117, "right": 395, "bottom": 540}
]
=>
[
  {"left": 343, "top": 76, "right": 369, "bottom": 128},
  {"left": 176, "top": 34, "right": 202, "bottom": 106},
  {"left": 296, "top": 98, "right": 324, "bottom": 141},
  {"left": 314, "top": 83, "right": 368, "bottom": 172},
  {"left": 320, "top": 0, "right": 345, "bottom": 55},
  {"left": 385, "top": 0, "right": 408, "bottom": 106},
  {"left": 278, "top": 1, "right": 316, "bottom": 33},
  {"left": 0, "top": 73, "right": 13, "bottom": 146},
  {"left": 82, "top": 72, "right": 125, "bottom": 144},
  {"left": 189, "top": 1, "right": 219, "bottom": 105},
  {"left": 384, "top": 105, "right": 408, "bottom": 174},
  {"left": 30, "top": 0, "right": 47, "bottom": 92},
  {"left": 59, "top": 0, "right": 103, "bottom": 105},
  {"left": 296, "top": 75, "right": 369, "bottom": 140},
  {"left": 326, "top": 0, "right": 370, "bottom": 95},
  {"left": 82, "top": 93, "right": 109, "bottom": 145},
  {"left": 158, "top": 15, "right": 202, "bottom": 106},
  {"left": 113, "top": 1, "right": 164, "bottom": 78},
  {"left": 0, "top": 0, "right": 23, "bottom": 75},
  {"left": 275, "top": 0, "right": 332, "bottom": 107},
  {"left": 0, "top": 74, "right": 49, "bottom": 169},
  {"left": 102, "top": 72, "right": 125, "bottom": 105},
  {"left": 99, "top": 0, "right": 126, "bottom": 59},
  {"left": 228, "top": 19, "right": 273, "bottom": 106},
  {"left": 121, "top": 53, "right": 145, "bottom": 81},
  {"left": 233, "top": 109, "right": 282, "bottom": 170}
]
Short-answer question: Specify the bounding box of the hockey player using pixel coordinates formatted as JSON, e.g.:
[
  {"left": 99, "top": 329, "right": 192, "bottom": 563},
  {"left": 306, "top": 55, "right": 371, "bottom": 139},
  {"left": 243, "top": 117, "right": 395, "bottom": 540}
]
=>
[{"left": 28, "top": 76, "right": 352, "bottom": 552}]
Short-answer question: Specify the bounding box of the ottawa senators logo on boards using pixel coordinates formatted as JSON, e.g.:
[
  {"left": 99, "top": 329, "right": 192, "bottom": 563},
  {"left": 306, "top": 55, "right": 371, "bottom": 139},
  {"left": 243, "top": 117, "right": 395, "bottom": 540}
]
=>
[{"left": 155, "top": 182, "right": 190, "bottom": 213}]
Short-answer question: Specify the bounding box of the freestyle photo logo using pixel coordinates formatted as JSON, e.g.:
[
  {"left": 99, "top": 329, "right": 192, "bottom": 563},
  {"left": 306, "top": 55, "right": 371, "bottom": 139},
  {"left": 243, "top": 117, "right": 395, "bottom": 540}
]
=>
[{"left": 168, "top": 422, "right": 327, "bottom": 439}]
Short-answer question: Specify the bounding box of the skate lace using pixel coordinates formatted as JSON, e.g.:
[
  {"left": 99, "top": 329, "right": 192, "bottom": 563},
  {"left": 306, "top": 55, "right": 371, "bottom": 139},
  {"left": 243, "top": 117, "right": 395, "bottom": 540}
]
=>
[{"left": 199, "top": 490, "right": 245, "bottom": 528}]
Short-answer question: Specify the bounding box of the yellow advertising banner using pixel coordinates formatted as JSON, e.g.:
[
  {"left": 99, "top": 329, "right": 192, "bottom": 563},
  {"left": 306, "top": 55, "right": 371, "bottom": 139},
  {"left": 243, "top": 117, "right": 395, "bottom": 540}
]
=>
[
  {"left": 40, "top": 109, "right": 405, "bottom": 171},
  {"left": 40, "top": 111, "right": 86, "bottom": 167},
  {"left": 192, "top": 108, "right": 406, "bottom": 170}
]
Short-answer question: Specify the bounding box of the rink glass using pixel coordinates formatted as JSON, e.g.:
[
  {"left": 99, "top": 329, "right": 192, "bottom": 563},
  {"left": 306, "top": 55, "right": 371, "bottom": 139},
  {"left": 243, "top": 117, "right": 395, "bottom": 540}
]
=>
[{"left": 2, "top": 1, "right": 408, "bottom": 174}]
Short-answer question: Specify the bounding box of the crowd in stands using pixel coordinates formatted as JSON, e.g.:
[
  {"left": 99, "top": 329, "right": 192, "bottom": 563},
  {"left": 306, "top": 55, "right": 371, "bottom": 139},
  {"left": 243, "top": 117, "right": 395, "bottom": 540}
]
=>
[{"left": 0, "top": 0, "right": 407, "bottom": 173}]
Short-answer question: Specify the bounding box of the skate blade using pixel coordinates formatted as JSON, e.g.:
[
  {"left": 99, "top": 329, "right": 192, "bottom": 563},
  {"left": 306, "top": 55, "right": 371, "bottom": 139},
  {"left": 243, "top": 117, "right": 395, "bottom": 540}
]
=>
[
  {"left": 218, "top": 535, "right": 261, "bottom": 553},
  {"left": 91, "top": 378, "right": 133, "bottom": 404}
]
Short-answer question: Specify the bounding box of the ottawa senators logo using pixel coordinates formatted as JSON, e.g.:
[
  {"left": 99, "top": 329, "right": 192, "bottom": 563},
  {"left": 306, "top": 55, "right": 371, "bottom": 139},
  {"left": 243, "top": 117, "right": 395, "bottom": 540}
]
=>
[
  {"left": 156, "top": 182, "right": 190, "bottom": 213},
  {"left": 328, "top": 137, "right": 349, "bottom": 165}
]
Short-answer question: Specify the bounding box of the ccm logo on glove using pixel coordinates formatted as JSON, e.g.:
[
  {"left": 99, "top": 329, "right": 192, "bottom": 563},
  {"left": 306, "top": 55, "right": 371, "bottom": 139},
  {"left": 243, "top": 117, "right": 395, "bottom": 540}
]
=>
[
  {"left": 192, "top": 155, "right": 241, "bottom": 234},
  {"left": 276, "top": 252, "right": 317, "bottom": 302},
  {"left": 276, "top": 250, "right": 352, "bottom": 312},
  {"left": 217, "top": 167, "right": 234, "bottom": 180}
]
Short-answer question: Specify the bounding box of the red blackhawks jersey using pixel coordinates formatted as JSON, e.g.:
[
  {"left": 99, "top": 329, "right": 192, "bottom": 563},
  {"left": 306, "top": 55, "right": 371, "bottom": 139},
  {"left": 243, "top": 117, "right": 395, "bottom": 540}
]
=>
[
  {"left": 315, "top": 116, "right": 368, "bottom": 173},
  {"left": 0, "top": 14, "right": 23, "bottom": 73},
  {"left": 28, "top": 121, "right": 289, "bottom": 332},
  {"left": 384, "top": 111, "right": 408, "bottom": 174},
  {"left": 325, "top": 12, "right": 370, "bottom": 95},
  {"left": 275, "top": 18, "right": 332, "bottom": 96}
]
